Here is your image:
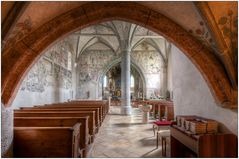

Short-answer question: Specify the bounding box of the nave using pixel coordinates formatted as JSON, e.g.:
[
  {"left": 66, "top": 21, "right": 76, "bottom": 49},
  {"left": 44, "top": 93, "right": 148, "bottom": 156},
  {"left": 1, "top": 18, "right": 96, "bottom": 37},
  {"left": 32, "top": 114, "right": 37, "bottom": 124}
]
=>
[
  {"left": 90, "top": 107, "right": 169, "bottom": 158},
  {"left": 2, "top": 2, "right": 238, "bottom": 158}
]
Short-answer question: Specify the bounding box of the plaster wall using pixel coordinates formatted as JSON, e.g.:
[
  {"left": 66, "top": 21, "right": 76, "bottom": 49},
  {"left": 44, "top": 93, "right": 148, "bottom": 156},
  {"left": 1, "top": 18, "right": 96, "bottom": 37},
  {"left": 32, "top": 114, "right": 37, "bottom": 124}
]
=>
[
  {"left": 76, "top": 47, "right": 163, "bottom": 99},
  {"left": 1, "top": 104, "right": 13, "bottom": 157},
  {"left": 131, "top": 50, "right": 163, "bottom": 98},
  {"left": 12, "top": 87, "right": 72, "bottom": 108},
  {"left": 76, "top": 49, "right": 115, "bottom": 99},
  {"left": 171, "top": 45, "right": 238, "bottom": 135},
  {"left": 12, "top": 41, "right": 73, "bottom": 108},
  {"left": 167, "top": 49, "right": 173, "bottom": 99}
]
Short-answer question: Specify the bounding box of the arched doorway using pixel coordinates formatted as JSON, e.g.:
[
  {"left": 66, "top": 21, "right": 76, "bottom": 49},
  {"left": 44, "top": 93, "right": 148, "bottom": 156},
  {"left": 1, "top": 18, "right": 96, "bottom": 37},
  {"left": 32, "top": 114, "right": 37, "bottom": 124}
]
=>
[
  {"left": 100, "top": 61, "right": 147, "bottom": 102},
  {"left": 2, "top": 2, "right": 236, "bottom": 108}
]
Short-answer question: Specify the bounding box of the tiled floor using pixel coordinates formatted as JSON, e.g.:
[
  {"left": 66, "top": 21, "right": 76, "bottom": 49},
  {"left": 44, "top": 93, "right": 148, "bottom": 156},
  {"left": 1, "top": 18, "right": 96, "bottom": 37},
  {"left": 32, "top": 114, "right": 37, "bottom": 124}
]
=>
[{"left": 89, "top": 106, "right": 170, "bottom": 158}]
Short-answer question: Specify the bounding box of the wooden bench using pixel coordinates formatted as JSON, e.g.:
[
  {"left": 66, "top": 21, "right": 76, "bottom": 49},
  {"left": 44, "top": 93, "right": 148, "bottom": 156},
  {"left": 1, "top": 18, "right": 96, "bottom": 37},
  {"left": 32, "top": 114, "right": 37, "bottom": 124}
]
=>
[
  {"left": 14, "top": 117, "right": 90, "bottom": 157},
  {"left": 143, "top": 100, "right": 174, "bottom": 120},
  {"left": 69, "top": 100, "right": 109, "bottom": 113},
  {"left": 14, "top": 124, "right": 81, "bottom": 158},
  {"left": 64, "top": 101, "right": 108, "bottom": 117},
  {"left": 14, "top": 111, "right": 96, "bottom": 142},
  {"left": 66, "top": 100, "right": 109, "bottom": 115},
  {"left": 20, "top": 106, "right": 100, "bottom": 121},
  {"left": 19, "top": 107, "right": 101, "bottom": 128},
  {"left": 41, "top": 104, "right": 105, "bottom": 122}
]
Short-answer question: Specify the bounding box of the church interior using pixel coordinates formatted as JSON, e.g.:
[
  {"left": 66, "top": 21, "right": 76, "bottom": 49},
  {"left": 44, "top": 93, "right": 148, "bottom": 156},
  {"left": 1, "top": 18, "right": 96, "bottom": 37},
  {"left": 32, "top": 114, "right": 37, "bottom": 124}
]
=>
[{"left": 1, "top": 1, "right": 238, "bottom": 158}]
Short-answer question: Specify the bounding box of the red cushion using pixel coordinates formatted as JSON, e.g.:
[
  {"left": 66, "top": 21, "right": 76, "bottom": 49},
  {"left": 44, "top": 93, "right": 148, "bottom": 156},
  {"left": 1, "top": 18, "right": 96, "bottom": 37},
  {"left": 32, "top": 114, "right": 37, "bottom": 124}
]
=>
[{"left": 153, "top": 121, "right": 172, "bottom": 126}]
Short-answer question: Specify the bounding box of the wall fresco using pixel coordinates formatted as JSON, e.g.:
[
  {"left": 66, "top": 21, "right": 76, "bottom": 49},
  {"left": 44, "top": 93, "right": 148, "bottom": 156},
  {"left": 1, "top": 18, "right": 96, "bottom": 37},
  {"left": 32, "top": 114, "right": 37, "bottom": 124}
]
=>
[
  {"left": 77, "top": 48, "right": 163, "bottom": 99},
  {"left": 188, "top": 21, "right": 216, "bottom": 49},
  {"left": 19, "top": 42, "right": 72, "bottom": 92},
  {"left": 131, "top": 51, "right": 162, "bottom": 74},
  {"left": 77, "top": 50, "right": 115, "bottom": 98},
  {"left": 3, "top": 16, "right": 33, "bottom": 49},
  {"left": 207, "top": 2, "right": 238, "bottom": 77},
  {"left": 78, "top": 50, "right": 115, "bottom": 84},
  {"left": 217, "top": 10, "right": 238, "bottom": 67}
]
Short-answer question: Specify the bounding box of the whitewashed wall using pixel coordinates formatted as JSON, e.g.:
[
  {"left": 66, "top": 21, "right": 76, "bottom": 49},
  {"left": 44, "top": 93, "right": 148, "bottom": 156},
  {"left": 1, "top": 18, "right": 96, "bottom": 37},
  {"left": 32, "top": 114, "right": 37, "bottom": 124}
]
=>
[
  {"left": 12, "top": 40, "right": 73, "bottom": 109},
  {"left": 131, "top": 50, "right": 163, "bottom": 98},
  {"left": 76, "top": 46, "right": 163, "bottom": 99},
  {"left": 171, "top": 45, "right": 238, "bottom": 135},
  {"left": 1, "top": 104, "right": 13, "bottom": 157}
]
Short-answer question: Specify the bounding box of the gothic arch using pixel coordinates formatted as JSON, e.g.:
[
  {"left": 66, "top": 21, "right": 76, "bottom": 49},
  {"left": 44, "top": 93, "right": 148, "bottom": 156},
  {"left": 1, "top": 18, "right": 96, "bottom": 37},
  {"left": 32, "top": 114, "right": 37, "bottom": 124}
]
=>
[
  {"left": 2, "top": 2, "right": 237, "bottom": 108},
  {"left": 98, "top": 58, "right": 147, "bottom": 97},
  {"left": 76, "top": 36, "right": 117, "bottom": 61},
  {"left": 131, "top": 38, "right": 166, "bottom": 65}
]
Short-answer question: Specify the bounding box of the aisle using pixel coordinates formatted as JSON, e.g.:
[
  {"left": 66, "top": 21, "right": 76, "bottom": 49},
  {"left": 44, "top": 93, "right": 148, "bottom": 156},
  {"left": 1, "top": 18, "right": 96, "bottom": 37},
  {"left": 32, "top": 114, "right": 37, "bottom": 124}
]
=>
[{"left": 89, "top": 106, "right": 170, "bottom": 158}]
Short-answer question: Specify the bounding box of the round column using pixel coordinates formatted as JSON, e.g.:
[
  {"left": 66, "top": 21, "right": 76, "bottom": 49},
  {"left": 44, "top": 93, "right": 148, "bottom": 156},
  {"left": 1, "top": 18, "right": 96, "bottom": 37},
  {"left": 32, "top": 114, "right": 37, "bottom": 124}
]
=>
[{"left": 121, "top": 48, "right": 132, "bottom": 115}]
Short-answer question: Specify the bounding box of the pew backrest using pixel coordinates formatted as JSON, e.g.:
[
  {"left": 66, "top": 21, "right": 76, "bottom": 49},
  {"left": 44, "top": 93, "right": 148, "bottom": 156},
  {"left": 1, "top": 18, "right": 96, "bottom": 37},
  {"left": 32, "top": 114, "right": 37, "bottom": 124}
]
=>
[
  {"left": 14, "top": 117, "right": 89, "bottom": 151},
  {"left": 19, "top": 107, "right": 101, "bottom": 126},
  {"left": 14, "top": 124, "right": 81, "bottom": 158},
  {"left": 14, "top": 111, "right": 96, "bottom": 137}
]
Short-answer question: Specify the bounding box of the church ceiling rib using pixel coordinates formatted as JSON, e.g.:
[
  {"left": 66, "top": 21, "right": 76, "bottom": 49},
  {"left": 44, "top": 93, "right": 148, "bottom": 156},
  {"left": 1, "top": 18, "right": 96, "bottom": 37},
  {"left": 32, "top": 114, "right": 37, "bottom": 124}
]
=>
[
  {"left": 131, "top": 38, "right": 166, "bottom": 64},
  {"left": 76, "top": 37, "right": 116, "bottom": 61},
  {"left": 107, "top": 21, "right": 121, "bottom": 45},
  {"left": 195, "top": 2, "right": 237, "bottom": 89},
  {"left": 97, "top": 37, "right": 117, "bottom": 53},
  {"left": 77, "top": 36, "right": 96, "bottom": 58},
  {"left": 146, "top": 38, "right": 167, "bottom": 63},
  {"left": 2, "top": 2, "right": 29, "bottom": 41},
  {"left": 129, "top": 25, "right": 138, "bottom": 46}
]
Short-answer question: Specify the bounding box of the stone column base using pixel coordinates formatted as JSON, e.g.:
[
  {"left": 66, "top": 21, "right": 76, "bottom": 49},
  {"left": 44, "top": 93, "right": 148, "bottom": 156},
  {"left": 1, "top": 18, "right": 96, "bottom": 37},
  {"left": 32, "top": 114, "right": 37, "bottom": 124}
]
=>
[{"left": 120, "top": 106, "right": 132, "bottom": 115}]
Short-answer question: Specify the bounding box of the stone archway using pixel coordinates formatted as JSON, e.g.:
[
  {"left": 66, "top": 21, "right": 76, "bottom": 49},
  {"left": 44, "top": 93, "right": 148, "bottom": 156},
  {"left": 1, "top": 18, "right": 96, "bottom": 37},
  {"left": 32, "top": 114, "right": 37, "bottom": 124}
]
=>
[
  {"left": 98, "top": 58, "right": 147, "bottom": 99},
  {"left": 2, "top": 2, "right": 237, "bottom": 108}
]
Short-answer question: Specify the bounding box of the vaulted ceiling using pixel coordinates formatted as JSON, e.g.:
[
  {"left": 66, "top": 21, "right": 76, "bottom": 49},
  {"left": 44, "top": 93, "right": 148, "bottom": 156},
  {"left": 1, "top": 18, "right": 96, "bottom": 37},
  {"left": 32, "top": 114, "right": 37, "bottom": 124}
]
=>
[{"left": 71, "top": 21, "right": 168, "bottom": 65}]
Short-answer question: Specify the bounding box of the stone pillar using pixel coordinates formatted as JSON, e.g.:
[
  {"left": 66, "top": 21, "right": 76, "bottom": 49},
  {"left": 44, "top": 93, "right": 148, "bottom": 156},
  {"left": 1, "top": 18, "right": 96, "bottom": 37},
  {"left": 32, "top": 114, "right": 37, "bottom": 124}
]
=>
[
  {"left": 72, "top": 62, "right": 77, "bottom": 100},
  {"left": 160, "top": 64, "right": 168, "bottom": 98},
  {"left": 1, "top": 104, "right": 13, "bottom": 157},
  {"left": 121, "top": 48, "right": 132, "bottom": 115}
]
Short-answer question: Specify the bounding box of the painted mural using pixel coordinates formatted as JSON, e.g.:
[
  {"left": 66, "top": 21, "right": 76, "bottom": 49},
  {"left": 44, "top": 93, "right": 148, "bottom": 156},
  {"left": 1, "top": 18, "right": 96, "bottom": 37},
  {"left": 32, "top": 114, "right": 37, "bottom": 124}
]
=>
[
  {"left": 217, "top": 9, "right": 238, "bottom": 67},
  {"left": 76, "top": 45, "right": 163, "bottom": 99},
  {"left": 77, "top": 50, "right": 115, "bottom": 99},
  {"left": 207, "top": 2, "right": 238, "bottom": 74},
  {"left": 131, "top": 50, "right": 161, "bottom": 74},
  {"left": 3, "top": 16, "right": 33, "bottom": 49},
  {"left": 19, "top": 41, "right": 72, "bottom": 93},
  {"left": 77, "top": 50, "right": 115, "bottom": 84},
  {"left": 131, "top": 49, "right": 163, "bottom": 98},
  {"left": 189, "top": 21, "right": 216, "bottom": 49}
]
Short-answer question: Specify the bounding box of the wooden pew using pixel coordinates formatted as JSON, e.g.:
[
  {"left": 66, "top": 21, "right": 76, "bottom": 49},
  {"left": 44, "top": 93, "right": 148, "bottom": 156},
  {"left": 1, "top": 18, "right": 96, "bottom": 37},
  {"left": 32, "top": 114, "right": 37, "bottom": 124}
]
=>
[
  {"left": 14, "top": 117, "right": 90, "bottom": 157},
  {"left": 143, "top": 100, "right": 174, "bottom": 120},
  {"left": 14, "top": 111, "right": 96, "bottom": 142},
  {"left": 19, "top": 107, "right": 101, "bottom": 128},
  {"left": 70, "top": 100, "right": 109, "bottom": 113},
  {"left": 14, "top": 124, "right": 81, "bottom": 158},
  {"left": 66, "top": 101, "right": 108, "bottom": 115},
  {"left": 40, "top": 104, "right": 105, "bottom": 122}
]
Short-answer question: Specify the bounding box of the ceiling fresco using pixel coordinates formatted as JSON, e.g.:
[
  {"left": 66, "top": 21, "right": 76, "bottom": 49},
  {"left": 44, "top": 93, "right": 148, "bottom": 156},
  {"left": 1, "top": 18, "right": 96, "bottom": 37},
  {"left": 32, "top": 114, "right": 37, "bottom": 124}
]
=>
[{"left": 2, "top": 2, "right": 215, "bottom": 51}]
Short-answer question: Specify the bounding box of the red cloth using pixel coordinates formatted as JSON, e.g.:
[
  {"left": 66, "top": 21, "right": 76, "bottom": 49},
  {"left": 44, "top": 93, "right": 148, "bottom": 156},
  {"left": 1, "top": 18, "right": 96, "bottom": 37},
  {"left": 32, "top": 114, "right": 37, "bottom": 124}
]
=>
[{"left": 153, "top": 121, "right": 174, "bottom": 126}]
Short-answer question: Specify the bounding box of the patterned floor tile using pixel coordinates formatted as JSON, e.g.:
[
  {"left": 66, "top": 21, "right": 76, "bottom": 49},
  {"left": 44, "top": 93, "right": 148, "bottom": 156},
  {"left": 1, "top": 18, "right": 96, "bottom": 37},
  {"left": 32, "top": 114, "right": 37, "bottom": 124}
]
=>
[{"left": 89, "top": 106, "right": 170, "bottom": 158}]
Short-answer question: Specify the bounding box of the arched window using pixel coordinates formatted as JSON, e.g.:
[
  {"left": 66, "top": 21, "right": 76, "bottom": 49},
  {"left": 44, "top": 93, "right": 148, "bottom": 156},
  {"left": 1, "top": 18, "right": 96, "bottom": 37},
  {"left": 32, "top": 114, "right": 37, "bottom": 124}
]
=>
[
  {"left": 131, "top": 75, "right": 134, "bottom": 88},
  {"left": 103, "top": 75, "right": 107, "bottom": 87}
]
